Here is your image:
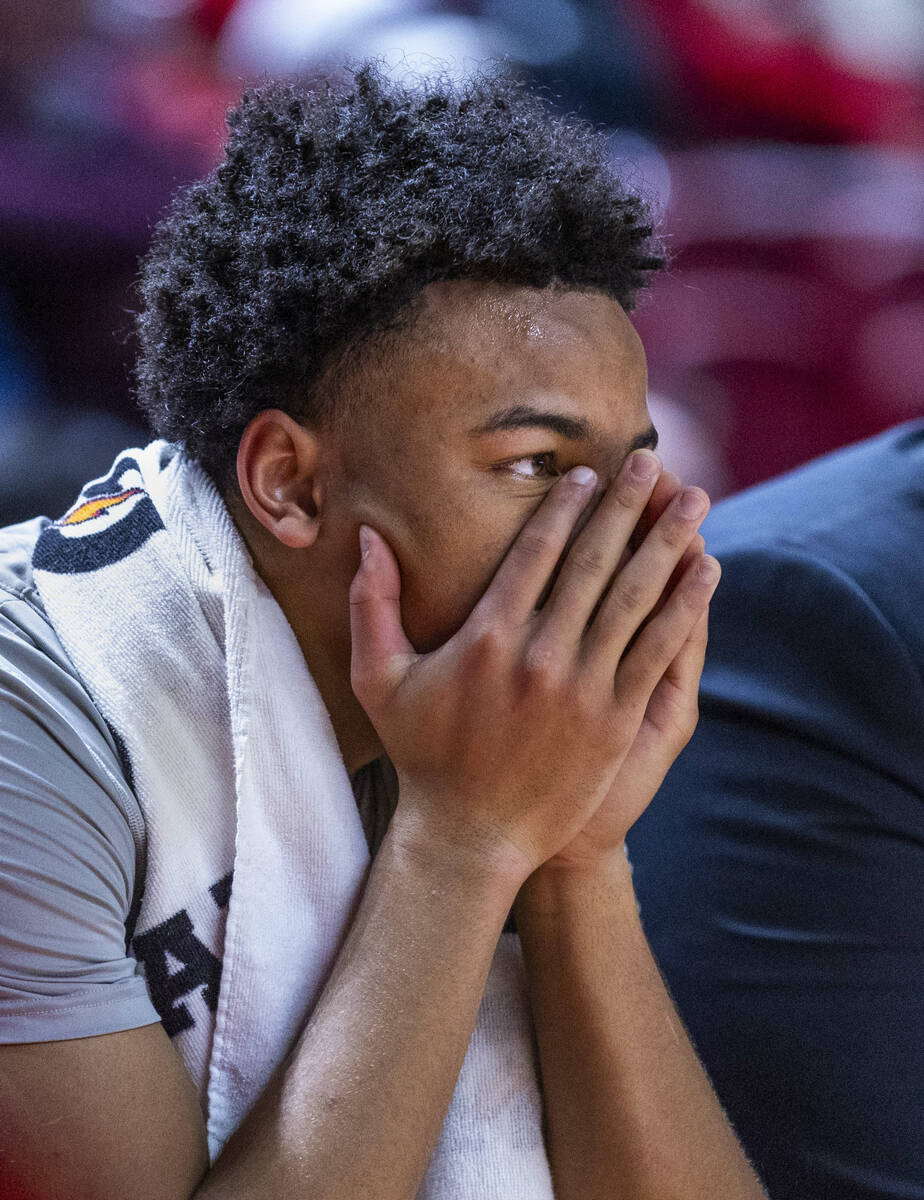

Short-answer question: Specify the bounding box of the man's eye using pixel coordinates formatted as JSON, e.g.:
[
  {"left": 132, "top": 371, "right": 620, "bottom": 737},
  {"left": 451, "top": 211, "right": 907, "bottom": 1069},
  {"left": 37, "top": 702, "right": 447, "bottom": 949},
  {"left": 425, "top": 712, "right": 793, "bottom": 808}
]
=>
[{"left": 505, "top": 453, "right": 561, "bottom": 480}]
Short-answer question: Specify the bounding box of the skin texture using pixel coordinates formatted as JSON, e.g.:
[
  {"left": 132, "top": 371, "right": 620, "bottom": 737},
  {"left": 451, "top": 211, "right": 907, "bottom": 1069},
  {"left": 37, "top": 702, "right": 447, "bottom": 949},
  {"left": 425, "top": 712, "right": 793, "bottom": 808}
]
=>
[{"left": 227, "top": 281, "right": 656, "bottom": 774}]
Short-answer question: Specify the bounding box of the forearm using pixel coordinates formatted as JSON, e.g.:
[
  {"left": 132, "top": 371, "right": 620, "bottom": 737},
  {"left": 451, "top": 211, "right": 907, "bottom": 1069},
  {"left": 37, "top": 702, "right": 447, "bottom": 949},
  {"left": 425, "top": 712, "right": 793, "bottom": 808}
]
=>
[
  {"left": 198, "top": 816, "right": 520, "bottom": 1200},
  {"left": 514, "top": 851, "right": 767, "bottom": 1200}
]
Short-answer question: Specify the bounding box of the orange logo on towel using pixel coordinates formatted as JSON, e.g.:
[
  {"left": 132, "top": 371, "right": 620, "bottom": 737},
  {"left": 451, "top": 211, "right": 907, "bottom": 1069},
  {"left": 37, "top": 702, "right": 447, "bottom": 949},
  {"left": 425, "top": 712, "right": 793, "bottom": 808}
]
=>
[{"left": 62, "top": 488, "right": 142, "bottom": 525}]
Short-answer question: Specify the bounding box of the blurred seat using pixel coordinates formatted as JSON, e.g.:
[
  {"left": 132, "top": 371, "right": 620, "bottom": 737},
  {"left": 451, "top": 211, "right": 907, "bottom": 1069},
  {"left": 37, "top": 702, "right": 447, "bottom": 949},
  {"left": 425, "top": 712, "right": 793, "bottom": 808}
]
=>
[{"left": 630, "top": 144, "right": 924, "bottom": 494}]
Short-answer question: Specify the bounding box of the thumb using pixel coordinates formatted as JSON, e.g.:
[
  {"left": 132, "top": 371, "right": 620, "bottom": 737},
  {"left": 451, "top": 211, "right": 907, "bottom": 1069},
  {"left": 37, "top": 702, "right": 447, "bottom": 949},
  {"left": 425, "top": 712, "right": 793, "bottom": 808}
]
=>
[{"left": 349, "top": 524, "right": 417, "bottom": 707}]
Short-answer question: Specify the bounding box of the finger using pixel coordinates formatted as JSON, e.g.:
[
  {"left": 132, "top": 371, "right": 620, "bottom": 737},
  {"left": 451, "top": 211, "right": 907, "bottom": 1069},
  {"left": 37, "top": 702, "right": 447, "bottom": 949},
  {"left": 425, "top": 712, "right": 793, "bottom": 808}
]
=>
[
  {"left": 594, "top": 472, "right": 684, "bottom": 618},
  {"left": 613, "top": 555, "right": 720, "bottom": 706},
  {"left": 662, "top": 532, "right": 706, "bottom": 616},
  {"left": 538, "top": 450, "right": 663, "bottom": 642},
  {"left": 608, "top": 530, "right": 705, "bottom": 667},
  {"left": 653, "top": 603, "right": 709, "bottom": 698},
  {"left": 474, "top": 467, "right": 598, "bottom": 626},
  {"left": 636, "top": 607, "right": 709, "bottom": 750},
  {"left": 585, "top": 485, "right": 710, "bottom": 667},
  {"left": 349, "top": 525, "right": 418, "bottom": 707},
  {"left": 617, "top": 532, "right": 705, "bottom": 660},
  {"left": 629, "top": 470, "right": 682, "bottom": 552},
  {"left": 668, "top": 606, "right": 710, "bottom": 696}
]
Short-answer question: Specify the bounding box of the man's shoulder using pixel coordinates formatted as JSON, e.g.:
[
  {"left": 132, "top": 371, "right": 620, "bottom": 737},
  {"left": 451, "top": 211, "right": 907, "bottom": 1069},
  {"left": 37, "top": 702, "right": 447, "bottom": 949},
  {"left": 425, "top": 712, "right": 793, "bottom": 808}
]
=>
[
  {"left": 0, "top": 515, "right": 75, "bottom": 681},
  {"left": 704, "top": 420, "right": 924, "bottom": 555},
  {"left": 0, "top": 515, "right": 51, "bottom": 614},
  {"left": 0, "top": 513, "right": 144, "bottom": 843},
  {"left": 702, "top": 420, "right": 924, "bottom": 660}
]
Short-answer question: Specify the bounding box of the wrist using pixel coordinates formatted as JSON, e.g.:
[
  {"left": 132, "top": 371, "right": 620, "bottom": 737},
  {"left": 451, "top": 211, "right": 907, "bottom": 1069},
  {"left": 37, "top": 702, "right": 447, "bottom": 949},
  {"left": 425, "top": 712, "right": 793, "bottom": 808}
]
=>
[
  {"left": 515, "top": 846, "right": 635, "bottom": 921},
  {"left": 387, "top": 805, "right": 527, "bottom": 905}
]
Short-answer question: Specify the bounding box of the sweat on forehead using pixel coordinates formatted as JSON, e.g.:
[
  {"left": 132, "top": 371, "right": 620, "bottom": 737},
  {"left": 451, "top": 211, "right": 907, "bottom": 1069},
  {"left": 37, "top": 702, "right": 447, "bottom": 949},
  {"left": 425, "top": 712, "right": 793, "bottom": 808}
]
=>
[
  {"left": 367, "top": 280, "right": 646, "bottom": 408},
  {"left": 413, "top": 280, "right": 632, "bottom": 348}
]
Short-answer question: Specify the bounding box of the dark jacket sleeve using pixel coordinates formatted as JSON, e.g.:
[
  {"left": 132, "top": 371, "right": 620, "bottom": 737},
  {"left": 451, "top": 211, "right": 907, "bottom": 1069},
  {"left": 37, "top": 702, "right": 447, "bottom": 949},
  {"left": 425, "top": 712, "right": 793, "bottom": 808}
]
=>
[{"left": 627, "top": 542, "right": 924, "bottom": 1200}]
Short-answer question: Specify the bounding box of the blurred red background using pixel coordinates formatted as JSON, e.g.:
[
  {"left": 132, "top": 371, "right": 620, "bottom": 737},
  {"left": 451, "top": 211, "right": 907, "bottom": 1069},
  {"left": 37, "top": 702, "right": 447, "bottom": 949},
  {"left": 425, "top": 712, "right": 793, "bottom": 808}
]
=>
[{"left": 1, "top": 0, "right": 921, "bottom": 521}]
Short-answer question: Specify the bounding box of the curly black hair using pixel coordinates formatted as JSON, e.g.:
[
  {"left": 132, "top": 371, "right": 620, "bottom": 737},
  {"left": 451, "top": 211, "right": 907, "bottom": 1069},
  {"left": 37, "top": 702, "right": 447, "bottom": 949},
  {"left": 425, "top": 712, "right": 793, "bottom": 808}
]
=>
[{"left": 135, "top": 62, "right": 663, "bottom": 494}]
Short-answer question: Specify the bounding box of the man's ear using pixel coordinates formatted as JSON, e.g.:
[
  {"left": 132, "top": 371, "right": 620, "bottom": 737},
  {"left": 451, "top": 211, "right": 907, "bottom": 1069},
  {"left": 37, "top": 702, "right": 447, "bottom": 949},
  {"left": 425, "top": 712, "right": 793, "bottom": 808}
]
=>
[{"left": 235, "top": 410, "right": 325, "bottom": 549}]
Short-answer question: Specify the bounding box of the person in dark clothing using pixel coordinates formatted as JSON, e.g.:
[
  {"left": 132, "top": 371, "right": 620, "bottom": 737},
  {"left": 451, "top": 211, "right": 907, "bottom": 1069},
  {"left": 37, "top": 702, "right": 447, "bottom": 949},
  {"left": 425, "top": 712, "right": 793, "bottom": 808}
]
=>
[{"left": 628, "top": 419, "right": 924, "bottom": 1200}]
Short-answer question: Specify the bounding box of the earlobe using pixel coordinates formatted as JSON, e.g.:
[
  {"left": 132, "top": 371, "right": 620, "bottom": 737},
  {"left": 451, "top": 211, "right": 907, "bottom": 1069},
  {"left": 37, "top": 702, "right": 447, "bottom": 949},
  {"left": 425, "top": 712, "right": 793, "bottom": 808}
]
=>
[
  {"left": 235, "top": 410, "right": 323, "bottom": 549},
  {"left": 269, "top": 509, "right": 318, "bottom": 549}
]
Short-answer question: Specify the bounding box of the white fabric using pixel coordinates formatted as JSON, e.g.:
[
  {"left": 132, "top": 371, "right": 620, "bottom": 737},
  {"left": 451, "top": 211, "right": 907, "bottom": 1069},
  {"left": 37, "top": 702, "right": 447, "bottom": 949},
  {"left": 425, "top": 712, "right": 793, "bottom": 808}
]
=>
[{"left": 32, "top": 442, "right": 553, "bottom": 1196}]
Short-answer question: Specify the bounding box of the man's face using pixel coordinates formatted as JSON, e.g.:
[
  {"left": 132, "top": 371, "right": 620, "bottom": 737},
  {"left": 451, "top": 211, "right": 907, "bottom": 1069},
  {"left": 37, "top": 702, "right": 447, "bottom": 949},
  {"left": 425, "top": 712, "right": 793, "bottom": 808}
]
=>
[{"left": 320, "top": 281, "right": 655, "bottom": 654}]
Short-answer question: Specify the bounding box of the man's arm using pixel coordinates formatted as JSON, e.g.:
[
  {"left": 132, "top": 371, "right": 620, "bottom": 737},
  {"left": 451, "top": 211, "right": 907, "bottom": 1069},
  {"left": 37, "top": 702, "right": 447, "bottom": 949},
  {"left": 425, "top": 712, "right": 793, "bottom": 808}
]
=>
[
  {"left": 0, "top": 821, "right": 521, "bottom": 1200},
  {"left": 515, "top": 853, "right": 767, "bottom": 1200}
]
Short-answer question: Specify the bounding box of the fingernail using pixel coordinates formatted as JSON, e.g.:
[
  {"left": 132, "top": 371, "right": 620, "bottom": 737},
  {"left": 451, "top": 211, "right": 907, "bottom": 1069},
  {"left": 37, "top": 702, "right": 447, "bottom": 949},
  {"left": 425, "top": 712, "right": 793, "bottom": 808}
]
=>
[
  {"left": 679, "top": 488, "right": 707, "bottom": 518},
  {"left": 629, "top": 450, "right": 659, "bottom": 482},
  {"left": 697, "top": 556, "right": 720, "bottom": 583},
  {"left": 569, "top": 466, "right": 596, "bottom": 487},
  {"left": 359, "top": 525, "right": 373, "bottom": 559}
]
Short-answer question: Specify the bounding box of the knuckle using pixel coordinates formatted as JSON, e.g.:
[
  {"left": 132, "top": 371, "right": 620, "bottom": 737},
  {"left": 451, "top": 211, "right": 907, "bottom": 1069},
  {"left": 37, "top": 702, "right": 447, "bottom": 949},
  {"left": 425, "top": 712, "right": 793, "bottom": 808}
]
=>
[
  {"left": 611, "top": 484, "right": 641, "bottom": 513},
  {"left": 609, "top": 577, "right": 646, "bottom": 616},
  {"left": 656, "top": 491, "right": 710, "bottom": 547},
  {"left": 682, "top": 565, "right": 716, "bottom": 606},
  {"left": 679, "top": 581, "right": 707, "bottom": 613},
  {"left": 348, "top": 572, "right": 372, "bottom": 605},
  {"left": 465, "top": 623, "right": 506, "bottom": 667},
  {"left": 513, "top": 529, "right": 552, "bottom": 562},
  {"left": 656, "top": 519, "right": 690, "bottom": 550},
  {"left": 519, "top": 638, "right": 563, "bottom": 687},
  {"left": 640, "top": 625, "right": 673, "bottom": 665},
  {"left": 568, "top": 543, "right": 608, "bottom": 578}
]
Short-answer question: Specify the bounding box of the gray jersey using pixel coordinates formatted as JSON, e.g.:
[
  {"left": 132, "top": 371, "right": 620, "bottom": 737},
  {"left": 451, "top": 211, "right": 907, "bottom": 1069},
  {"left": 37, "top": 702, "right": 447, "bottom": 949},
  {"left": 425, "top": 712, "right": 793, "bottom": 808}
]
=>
[{"left": 0, "top": 515, "right": 397, "bottom": 1044}]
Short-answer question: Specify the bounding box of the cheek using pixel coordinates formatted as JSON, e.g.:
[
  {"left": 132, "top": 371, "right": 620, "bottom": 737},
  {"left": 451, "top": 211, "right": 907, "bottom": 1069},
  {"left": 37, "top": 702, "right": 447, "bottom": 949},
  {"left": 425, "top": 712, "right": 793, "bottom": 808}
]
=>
[{"left": 396, "top": 514, "right": 526, "bottom": 653}]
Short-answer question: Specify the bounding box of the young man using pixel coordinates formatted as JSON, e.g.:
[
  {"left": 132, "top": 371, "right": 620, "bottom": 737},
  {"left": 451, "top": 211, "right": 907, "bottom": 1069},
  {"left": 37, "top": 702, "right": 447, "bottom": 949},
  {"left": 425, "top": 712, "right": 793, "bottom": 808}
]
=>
[{"left": 0, "top": 66, "right": 767, "bottom": 1198}]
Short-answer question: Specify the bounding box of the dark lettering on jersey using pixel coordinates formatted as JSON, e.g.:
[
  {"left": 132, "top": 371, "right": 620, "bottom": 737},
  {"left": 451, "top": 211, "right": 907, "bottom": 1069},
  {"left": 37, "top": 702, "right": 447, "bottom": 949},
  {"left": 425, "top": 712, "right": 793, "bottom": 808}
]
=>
[
  {"left": 209, "top": 872, "right": 233, "bottom": 910},
  {"left": 132, "top": 909, "right": 223, "bottom": 1038}
]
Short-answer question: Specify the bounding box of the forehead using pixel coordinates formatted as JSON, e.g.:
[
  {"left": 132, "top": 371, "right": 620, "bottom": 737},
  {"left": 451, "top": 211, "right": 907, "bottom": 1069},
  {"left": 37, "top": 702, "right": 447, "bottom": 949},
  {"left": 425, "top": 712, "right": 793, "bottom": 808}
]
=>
[
  {"left": 393, "top": 280, "right": 648, "bottom": 430},
  {"left": 421, "top": 280, "right": 642, "bottom": 366}
]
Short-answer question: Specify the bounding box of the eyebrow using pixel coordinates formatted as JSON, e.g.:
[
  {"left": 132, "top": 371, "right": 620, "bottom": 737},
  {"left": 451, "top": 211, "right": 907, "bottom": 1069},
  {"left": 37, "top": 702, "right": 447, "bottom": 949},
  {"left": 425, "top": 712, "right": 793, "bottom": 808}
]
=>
[{"left": 468, "top": 404, "right": 659, "bottom": 454}]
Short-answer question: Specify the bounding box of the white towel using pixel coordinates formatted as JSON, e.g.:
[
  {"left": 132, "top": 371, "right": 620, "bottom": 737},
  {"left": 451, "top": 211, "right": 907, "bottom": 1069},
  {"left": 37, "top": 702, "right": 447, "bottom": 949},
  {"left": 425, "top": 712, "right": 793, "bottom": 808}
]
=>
[{"left": 32, "top": 441, "right": 554, "bottom": 1196}]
